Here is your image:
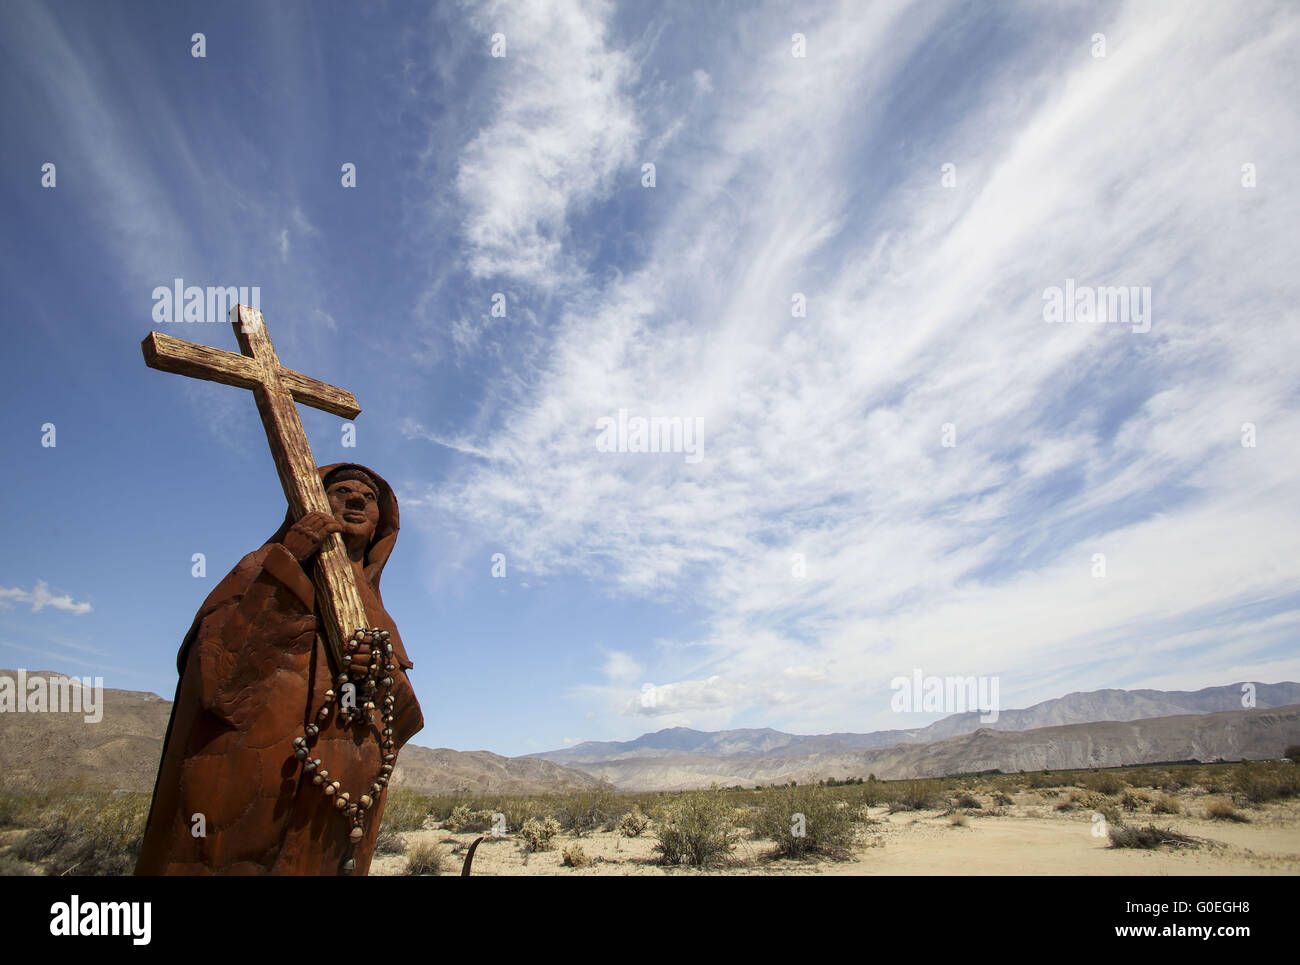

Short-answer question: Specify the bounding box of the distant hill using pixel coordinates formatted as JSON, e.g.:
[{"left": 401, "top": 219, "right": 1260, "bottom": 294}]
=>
[
  {"left": 565, "top": 705, "right": 1300, "bottom": 790},
  {"left": 0, "top": 670, "right": 601, "bottom": 796},
  {"left": 531, "top": 682, "right": 1300, "bottom": 765}
]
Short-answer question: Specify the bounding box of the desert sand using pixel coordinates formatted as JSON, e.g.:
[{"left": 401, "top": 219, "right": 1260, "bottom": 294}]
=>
[{"left": 372, "top": 792, "right": 1300, "bottom": 876}]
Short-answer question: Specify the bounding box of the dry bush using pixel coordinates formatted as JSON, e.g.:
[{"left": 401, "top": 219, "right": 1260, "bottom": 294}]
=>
[
  {"left": 1024, "top": 771, "right": 1068, "bottom": 789},
  {"left": 751, "top": 785, "right": 858, "bottom": 860},
  {"left": 519, "top": 816, "right": 561, "bottom": 853},
  {"left": 1232, "top": 762, "right": 1300, "bottom": 804},
  {"left": 1203, "top": 799, "right": 1251, "bottom": 823},
  {"left": 1108, "top": 824, "right": 1198, "bottom": 850},
  {"left": 502, "top": 798, "right": 550, "bottom": 832},
  {"left": 1150, "top": 792, "right": 1182, "bottom": 814},
  {"left": 991, "top": 791, "right": 1014, "bottom": 807},
  {"left": 444, "top": 805, "right": 494, "bottom": 833},
  {"left": 404, "top": 840, "right": 444, "bottom": 875},
  {"left": 953, "top": 792, "right": 981, "bottom": 809},
  {"left": 617, "top": 807, "right": 650, "bottom": 838},
  {"left": 375, "top": 828, "right": 408, "bottom": 855},
  {"left": 949, "top": 812, "right": 968, "bottom": 828},
  {"left": 555, "top": 788, "right": 620, "bottom": 836},
  {"left": 887, "top": 780, "right": 942, "bottom": 812},
  {"left": 653, "top": 788, "right": 739, "bottom": 867},
  {"left": 1120, "top": 789, "right": 1151, "bottom": 811},
  {"left": 12, "top": 791, "right": 150, "bottom": 876},
  {"left": 561, "top": 843, "right": 590, "bottom": 868},
  {"left": 380, "top": 788, "right": 430, "bottom": 832},
  {"left": 1081, "top": 771, "right": 1126, "bottom": 795}
]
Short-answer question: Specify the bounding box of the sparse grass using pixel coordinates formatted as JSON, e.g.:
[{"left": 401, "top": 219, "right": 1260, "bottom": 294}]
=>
[
  {"left": 653, "top": 787, "right": 739, "bottom": 867},
  {"left": 404, "top": 840, "right": 445, "bottom": 875}
]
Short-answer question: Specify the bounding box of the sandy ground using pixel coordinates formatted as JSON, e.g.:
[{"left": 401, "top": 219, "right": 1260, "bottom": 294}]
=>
[{"left": 371, "top": 796, "right": 1300, "bottom": 876}]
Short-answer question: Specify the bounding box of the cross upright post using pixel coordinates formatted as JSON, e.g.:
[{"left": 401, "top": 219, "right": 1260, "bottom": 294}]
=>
[{"left": 142, "top": 305, "right": 366, "bottom": 673}]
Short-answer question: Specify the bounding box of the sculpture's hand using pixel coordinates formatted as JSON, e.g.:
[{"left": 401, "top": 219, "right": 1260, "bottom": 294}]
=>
[{"left": 282, "top": 511, "right": 343, "bottom": 562}]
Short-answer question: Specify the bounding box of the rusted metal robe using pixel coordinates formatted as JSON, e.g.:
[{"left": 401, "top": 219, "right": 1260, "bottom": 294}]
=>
[{"left": 136, "top": 463, "right": 423, "bottom": 875}]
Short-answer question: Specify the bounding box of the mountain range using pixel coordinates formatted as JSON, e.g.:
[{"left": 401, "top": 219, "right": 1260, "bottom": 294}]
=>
[
  {"left": 531, "top": 682, "right": 1300, "bottom": 765},
  {"left": 4, "top": 671, "right": 1298, "bottom": 794}
]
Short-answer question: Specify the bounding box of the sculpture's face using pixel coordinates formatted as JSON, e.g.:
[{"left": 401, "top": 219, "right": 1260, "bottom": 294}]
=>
[{"left": 326, "top": 479, "right": 380, "bottom": 546}]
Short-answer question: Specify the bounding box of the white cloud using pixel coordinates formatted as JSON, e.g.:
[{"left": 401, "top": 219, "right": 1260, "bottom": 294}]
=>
[{"left": 0, "top": 582, "right": 93, "bottom": 616}]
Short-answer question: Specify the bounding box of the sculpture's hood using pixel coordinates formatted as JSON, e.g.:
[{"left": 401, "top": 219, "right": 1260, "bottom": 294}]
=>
[{"left": 267, "top": 462, "right": 400, "bottom": 592}]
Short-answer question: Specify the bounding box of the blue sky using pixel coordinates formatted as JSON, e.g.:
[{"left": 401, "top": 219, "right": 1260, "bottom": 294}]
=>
[{"left": 1, "top": 0, "right": 1297, "bottom": 756}]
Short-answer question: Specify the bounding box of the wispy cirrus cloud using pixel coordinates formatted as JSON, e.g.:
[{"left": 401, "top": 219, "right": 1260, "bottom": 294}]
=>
[{"left": 403, "top": 0, "right": 1300, "bottom": 735}]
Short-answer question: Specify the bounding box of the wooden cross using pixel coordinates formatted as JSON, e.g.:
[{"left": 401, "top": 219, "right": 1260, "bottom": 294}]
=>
[{"left": 142, "top": 304, "right": 365, "bottom": 673}]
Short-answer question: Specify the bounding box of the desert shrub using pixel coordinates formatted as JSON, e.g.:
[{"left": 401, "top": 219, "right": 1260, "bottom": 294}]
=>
[
  {"left": 1285, "top": 745, "right": 1300, "bottom": 764},
  {"left": 618, "top": 807, "right": 650, "bottom": 838},
  {"left": 555, "top": 787, "right": 620, "bottom": 836},
  {"left": 444, "top": 805, "right": 494, "bottom": 833},
  {"left": 949, "top": 812, "right": 968, "bottom": 827},
  {"left": 1108, "top": 824, "right": 1198, "bottom": 850},
  {"left": 404, "top": 840, "right": 444, "bottom": 875},
  {"left": 1232, "top": 763, "right": 1300, "bottom": 804},
  {"left": 519, "top": 816, "right": 561, "bottom": 853},
  {"left": 0, "top": 852, "right": 38, "bottom": 876},
  {"left": 1057, "top": 790, "right": 1118, "bottom": 824},
  {"left": 12, "top": 791, "right": 150, "bottom": 876},
  {"left": 1150, "top": 792, "right": 1181, "bottom": 814},
  {"left": 502, "top": 798, "right": 550, "bottom": 832},
  {"left": 1120, "top": 789, "right": 1151, "bottom": 811},
  {"left": 653, "top": 787, "right": 739, "bottom": 867},
  {"left": 381, "top": 788, "right": 430, "bottom": 832},
  {"left": 887, "top": 780, "right": 942, "bottom": 812},
  {"left": 991, "top": 791, "right": 1014, "bottom": 807},
  {"left": 1203, "top": 799, "right": 1250, "bottom": 822},
  {"left": 1082, "top": 772, "right": 1126, "bottom": 795},
  {"left": 1023, "top": 771, "right": 1067, "bottom": 789},
  {"left": 751, "top": 785, "right": 857, "bottom": 861},
  {"left": 561, "top": 843, "right": 590, "bottom": 868},
  {"left": 375, "top": 828, "right": 408, "bottom": 855},
  {"left": 954, "top": 792, "right": 981, "bottom": 809}
]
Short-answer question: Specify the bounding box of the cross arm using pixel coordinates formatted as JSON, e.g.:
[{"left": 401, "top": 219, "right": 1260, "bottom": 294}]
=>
[{"left": 141, "top": 332, "right": 361, "bottom": 419}]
